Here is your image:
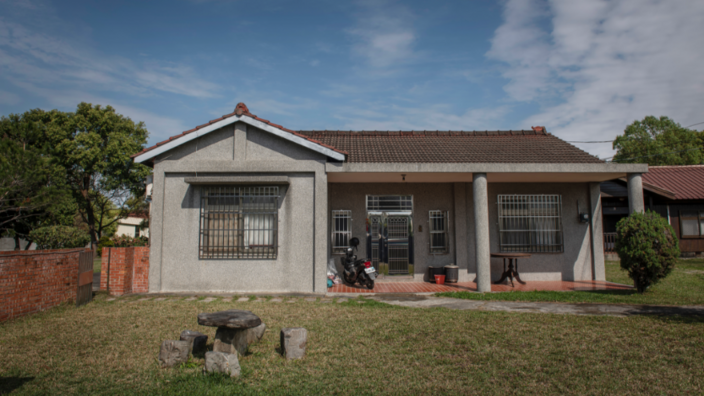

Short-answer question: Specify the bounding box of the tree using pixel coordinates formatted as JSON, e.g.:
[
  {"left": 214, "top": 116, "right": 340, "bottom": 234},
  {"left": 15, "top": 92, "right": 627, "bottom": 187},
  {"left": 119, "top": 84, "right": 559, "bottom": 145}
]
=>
[
  {"left": 612, "top": 116, "right": 704, "bottom": 165},
  {"left": 45, "top": 103, "right": 150, "bottom": 250},
  {"left": 615, "top": 211, "right": 679, "bottom": 293},
  {"left": 0, "top": 110, "right": 71, "bottom": 246}
]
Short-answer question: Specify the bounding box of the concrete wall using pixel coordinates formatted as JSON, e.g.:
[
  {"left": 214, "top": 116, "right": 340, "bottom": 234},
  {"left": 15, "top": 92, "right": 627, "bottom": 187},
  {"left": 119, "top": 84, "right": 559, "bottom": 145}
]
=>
[
  {"left": 328, "top": 181, "right": 601, "bottom": 282},
  {"left": 149, "top": 122, "right": 328, "bottom": 294},
  {"left": 485, "top": 183, "right": 596, "bottom": 282}
]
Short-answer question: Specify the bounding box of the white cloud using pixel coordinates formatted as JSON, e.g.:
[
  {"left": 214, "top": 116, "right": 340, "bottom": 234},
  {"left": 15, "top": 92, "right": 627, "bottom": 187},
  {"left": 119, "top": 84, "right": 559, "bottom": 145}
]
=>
[
  {"left": 0, "top": 17, "right": 221, "bottom": 99},
  {"left": 347, "top": 0, "right": 417, "bottom": 68},
  {"left": 487, "top": 0, "right": 704, "bottom": 158},
  {"left": 333, "top": 103, "right": 511, "bottom": 132}
]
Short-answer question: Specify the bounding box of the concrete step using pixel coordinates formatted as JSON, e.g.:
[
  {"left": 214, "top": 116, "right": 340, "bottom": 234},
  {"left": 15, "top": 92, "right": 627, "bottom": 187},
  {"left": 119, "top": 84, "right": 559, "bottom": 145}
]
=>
[{"left": 375, "top": 274, "right": 415, "bottom": 283}]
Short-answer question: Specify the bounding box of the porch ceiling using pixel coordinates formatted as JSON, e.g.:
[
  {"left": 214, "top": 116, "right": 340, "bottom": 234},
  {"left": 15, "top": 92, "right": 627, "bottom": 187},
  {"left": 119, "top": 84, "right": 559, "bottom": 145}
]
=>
[{"left": 327, "top": 172, "right": 632, "bottom": 183}]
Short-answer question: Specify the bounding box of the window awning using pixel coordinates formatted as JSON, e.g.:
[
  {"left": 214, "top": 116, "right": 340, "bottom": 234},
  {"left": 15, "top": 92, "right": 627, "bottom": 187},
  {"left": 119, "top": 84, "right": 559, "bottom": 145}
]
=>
[{"left": 184, "top": 176, "right": 290, "bottom": 185}]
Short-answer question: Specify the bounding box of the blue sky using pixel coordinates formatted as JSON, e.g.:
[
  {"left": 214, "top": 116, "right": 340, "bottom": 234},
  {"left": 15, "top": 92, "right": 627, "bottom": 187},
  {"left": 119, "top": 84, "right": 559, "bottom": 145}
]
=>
[{"left": 1, "top": 0, "right": 703, "bottom": 159}]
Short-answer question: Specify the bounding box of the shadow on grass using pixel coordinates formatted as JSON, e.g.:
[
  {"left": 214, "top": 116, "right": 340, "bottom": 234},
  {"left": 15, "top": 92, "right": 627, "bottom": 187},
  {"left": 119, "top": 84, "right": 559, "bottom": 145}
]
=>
[{"left": 0, "top": 376, "right": 34, "bottom": 394}]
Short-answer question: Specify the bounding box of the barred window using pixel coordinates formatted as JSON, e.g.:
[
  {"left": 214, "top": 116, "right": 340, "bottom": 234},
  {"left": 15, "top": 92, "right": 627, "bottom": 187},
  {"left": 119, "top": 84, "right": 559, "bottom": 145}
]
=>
[
  {"left": 498, "top": 195, "right": 563, "bottom": 253},
  {"left": 199, "top": 186, "right": 278, "bottom": 259},
  {"left": 429, "top": 210, "right": 449, "bottom": 254},
  {"left": 331, "top": 210, "right": 352, "bottom": 254},
  {"left": 680, "top": 211, "right": 704, "bottom": 237}
]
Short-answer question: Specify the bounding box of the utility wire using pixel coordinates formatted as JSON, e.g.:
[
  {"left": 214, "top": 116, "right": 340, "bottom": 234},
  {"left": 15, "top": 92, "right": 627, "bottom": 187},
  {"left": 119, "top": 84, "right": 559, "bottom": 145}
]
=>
[
  {"left": 604, "top": 147, "right": 704, "bottom": 162},
  {"left": 567, "top": 140, "right": 613, "bottom": 143},
  {"left": 568, "top": 122, "right": 704, "bottom": 144}
]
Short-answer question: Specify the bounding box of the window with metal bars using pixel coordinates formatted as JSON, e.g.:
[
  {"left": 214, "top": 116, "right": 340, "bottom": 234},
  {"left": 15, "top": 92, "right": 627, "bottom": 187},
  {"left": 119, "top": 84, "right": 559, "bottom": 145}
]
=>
[
  {"left": 497, "top": 195, "right": 563, "bottom": 253},
  {"left": 429, "top": 210, "right": 449, "bottom": 254},
  {"left": 331, "top": 210, "right": 352, "bottom": 254},
  {"left": 199, "top": 186, "right": 279, "bottom": 259}
]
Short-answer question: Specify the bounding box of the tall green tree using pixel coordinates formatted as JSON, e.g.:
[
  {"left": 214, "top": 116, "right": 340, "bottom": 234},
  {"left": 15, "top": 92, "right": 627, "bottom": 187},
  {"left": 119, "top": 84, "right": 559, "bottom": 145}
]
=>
[
  {"left": 0, "top": 110, "right": 73, "bottom": 248},
  {"left": 612, "top": 116, "right": 704, "bottom": 165},
  {"left": 46, "top": 103, "right": 150, "bottom": 249}
]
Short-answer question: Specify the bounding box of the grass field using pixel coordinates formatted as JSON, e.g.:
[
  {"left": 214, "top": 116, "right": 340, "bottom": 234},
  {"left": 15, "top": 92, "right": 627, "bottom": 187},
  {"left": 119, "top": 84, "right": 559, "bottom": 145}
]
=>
[
  {"left": 437, "top": 259, "right": 704, "bottom": 306},
  {"left": 93, "top": 258, "right": 101, "bottom": 274},
  {"left": 1, "top": 295, "right": 702, "bottom": 395}
]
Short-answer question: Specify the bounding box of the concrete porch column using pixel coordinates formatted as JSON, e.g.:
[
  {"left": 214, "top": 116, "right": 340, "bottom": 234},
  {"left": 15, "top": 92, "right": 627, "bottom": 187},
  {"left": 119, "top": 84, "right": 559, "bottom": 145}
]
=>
[
  {"left": 473, "top": 173, "right": 491, "bottom": 292},
  {"left": 627, "top": 173, "right": 645, "bottom": 214}
]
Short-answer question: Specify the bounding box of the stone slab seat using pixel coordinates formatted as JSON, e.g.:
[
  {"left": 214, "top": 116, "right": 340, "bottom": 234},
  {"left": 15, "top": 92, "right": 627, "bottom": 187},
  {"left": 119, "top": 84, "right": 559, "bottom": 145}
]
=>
[
  {"left": 197, "top": 309, "right": 263, "bottom": 356},
  {"left": 197, "top": 309, "right": 262, "bottom": 329}
]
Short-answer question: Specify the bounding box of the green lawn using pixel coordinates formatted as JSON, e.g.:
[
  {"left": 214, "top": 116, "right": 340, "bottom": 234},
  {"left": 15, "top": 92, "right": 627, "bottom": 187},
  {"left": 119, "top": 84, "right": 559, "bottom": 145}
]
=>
[
  {"left": 93, "top": 258, "right": 102, "bottom": 274},
  {"left": 0, "top": 295, "right": 702, "bottom": 395},
  {"left": 437, "top": 259, "right": 704, "bottom": 306}
]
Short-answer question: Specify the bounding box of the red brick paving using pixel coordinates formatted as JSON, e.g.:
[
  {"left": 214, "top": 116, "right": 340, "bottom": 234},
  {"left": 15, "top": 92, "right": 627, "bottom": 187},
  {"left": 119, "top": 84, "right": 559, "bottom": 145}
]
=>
[{"left": 327, "top": 280, "right": 632, "bottom": 294}]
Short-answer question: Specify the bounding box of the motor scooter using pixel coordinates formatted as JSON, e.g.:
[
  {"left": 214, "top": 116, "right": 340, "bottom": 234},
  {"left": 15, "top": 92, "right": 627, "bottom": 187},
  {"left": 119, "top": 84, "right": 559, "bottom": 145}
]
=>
[{"left": 341, "top": 237, "right": 377, "bottom": 289}]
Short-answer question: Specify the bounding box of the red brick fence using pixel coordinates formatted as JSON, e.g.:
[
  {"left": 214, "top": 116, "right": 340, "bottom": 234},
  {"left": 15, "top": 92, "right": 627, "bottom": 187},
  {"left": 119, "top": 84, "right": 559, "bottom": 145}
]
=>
[
  {"left": 0, "top": 249, "right": 89, "bottom": 322},
  {"left": 100, "top": 247, "right": 149, "bottom": 296}
]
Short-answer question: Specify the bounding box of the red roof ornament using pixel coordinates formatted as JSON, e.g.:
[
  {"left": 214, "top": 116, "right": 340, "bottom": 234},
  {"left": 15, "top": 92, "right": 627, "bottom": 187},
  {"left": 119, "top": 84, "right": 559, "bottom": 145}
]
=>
[
  {"left": 532, "top": 126, "right": 546, "bottom": 133},
  {"left": 234, "top": 102, "right": 250, "bottom": 116}
]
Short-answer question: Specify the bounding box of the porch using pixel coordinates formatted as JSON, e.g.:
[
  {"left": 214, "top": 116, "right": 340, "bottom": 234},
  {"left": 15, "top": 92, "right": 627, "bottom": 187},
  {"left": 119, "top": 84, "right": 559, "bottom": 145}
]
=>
[{"left": 327, "top": 280, "right": 633, "bottom": 294}]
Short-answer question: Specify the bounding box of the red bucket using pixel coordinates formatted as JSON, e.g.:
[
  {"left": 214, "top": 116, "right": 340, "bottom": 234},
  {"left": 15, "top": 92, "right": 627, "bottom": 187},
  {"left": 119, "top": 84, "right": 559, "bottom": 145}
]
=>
[{"left": 434, "top": 275, "right": 446, "bottom": 285}]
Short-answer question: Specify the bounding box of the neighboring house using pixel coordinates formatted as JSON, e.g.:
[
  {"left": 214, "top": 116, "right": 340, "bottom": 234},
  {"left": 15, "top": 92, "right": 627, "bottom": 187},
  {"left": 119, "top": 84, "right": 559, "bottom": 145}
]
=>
[
  {"left": 133, "top": 102, "right": 646, "bottom": 294},
  {"left": 116, "top": 213, "right": 149, "bottom": 238},
  {"left": 602, "top": 165, "right": 704, "bottom": 256}
]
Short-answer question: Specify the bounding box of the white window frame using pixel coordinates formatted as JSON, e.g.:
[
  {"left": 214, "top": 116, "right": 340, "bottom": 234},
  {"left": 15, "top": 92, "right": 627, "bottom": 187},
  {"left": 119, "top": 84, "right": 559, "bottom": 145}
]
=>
[
  {"left": 332, "top": 210, "right": 352, "bottom": 254},
  {"left": 497, "top": 194, "right": 563, "bottom": 253},
  {"left": 680, "top": 210, "right": 704, "bottom": 238},
  {"left": 429, "top": 210, "right": 449, "bottom": 254}
]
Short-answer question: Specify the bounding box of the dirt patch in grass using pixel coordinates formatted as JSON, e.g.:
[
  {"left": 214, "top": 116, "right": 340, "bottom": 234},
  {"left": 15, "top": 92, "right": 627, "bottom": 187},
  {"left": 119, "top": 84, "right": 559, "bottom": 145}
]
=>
[
  {"left": 1, "top": 295, "right": 702, "bottom": 395},
  {"left": 438, "top": 260, "right": 704, "bottom": 306}
]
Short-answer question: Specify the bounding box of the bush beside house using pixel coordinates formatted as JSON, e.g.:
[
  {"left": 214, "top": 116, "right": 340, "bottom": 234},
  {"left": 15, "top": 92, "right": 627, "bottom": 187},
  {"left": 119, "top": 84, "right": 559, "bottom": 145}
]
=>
[{"left": 615, "top": 210, "right": 680, "bottom": 293}]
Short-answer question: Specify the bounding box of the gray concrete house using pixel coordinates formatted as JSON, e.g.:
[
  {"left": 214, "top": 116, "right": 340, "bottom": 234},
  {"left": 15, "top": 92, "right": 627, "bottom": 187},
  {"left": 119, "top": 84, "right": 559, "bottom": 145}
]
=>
[{"left": 133, "top": 103, "right": 647, "bottom": 294}]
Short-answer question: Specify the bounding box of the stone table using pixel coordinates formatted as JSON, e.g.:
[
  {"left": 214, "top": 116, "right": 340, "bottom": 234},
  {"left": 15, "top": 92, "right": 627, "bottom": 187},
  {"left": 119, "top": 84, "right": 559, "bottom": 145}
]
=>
[{"left": 197, "top": 309, "right": 262, "bottom": 356}]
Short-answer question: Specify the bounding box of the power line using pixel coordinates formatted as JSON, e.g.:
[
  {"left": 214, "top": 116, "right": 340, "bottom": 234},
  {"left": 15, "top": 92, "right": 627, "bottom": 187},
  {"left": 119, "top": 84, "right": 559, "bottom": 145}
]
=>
[
  {"left": 604, "top": 147, "right": 704, "bottom": 162},
  {"left": 567, "top": 140, "right": 613, "bottom": 143},
  {"left": 568, "top": 121, "right": 704, "bottom": 144}
]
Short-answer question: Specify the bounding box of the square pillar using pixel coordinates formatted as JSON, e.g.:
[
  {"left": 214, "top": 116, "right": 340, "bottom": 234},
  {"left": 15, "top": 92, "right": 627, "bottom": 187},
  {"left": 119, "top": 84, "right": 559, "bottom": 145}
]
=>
[
  {"left": 473, "top": 173, "right": 491, "bottom": 292},
  {"left": 627, "top": 173, "right": 645, "bottom": 214}
]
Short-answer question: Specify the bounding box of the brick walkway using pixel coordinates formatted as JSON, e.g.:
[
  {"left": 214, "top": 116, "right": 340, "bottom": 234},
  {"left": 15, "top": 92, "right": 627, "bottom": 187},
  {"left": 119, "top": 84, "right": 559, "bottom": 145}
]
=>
[{"left": 327, "top": 280, "right": 632, "bottom": 294}]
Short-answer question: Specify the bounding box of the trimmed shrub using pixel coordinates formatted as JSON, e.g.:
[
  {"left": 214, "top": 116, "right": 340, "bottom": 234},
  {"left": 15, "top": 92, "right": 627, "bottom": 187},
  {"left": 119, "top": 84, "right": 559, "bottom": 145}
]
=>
[
  {"left": 111, "top": 235, "right": 148, "bottom": 248},
  {"left": 97, "top": 235, "right": 114, "bottom": 257},
  {"left": 615, "top": 210, "right": 679, "bottom": 293},
  {"left": 29, "top": 226, "right": 91, "bottom": 250}
]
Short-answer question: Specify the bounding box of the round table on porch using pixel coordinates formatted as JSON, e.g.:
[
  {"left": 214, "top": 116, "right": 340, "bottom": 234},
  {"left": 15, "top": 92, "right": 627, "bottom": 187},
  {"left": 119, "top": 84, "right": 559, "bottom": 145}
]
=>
[{"left": 491, "top": 253, "right": 531, "bottom": 287}]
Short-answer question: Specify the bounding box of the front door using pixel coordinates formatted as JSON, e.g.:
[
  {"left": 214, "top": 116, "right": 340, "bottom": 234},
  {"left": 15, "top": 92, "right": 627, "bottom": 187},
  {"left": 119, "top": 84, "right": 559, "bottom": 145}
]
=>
[{"left": 387, "top": 215, "right": 410, "bottom": 275}]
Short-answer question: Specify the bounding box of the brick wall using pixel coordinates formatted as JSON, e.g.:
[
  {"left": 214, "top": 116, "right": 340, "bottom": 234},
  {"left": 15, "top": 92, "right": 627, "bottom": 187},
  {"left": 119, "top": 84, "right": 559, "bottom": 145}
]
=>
[
  {"left": 100, "top": 247, "right": 149, "bottom": 296},
  {"left": 0, "top": 249, "right": 85, "bottom": 322}
]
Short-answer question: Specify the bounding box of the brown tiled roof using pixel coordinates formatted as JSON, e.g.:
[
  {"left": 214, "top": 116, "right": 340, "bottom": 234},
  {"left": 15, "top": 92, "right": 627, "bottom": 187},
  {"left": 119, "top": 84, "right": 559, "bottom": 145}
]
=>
[
  {"left": 132, "top": 102, "right": 348, "bottom": 160},
  {"left": 296, "top": 128, "right": 604, "bottom": 163},
  {"left": 133, "top": 103, "right": 602, "bottom": 164},
  {"left": 642, "top": 165, "right": 704, "bottom": 200}
]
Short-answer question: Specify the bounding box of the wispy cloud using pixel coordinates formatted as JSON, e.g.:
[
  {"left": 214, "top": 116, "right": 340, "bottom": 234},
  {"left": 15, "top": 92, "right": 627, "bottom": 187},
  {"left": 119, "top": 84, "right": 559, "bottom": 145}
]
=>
[
  {"left": 487, "top": 0, "right": 704, "bottom": 158},
  {"left": 347, "top": 0, "right": 417, "bottom": 68},
  {"left": 0, "top": 11, "right": 221, "bottom": 99}
]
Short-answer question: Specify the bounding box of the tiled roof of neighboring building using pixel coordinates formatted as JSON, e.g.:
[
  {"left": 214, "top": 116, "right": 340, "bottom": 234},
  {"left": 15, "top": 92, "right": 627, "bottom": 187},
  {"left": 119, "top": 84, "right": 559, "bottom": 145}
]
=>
[
  {"left": 641, "top": 165, "right": 704, "bottom": 200},
  {"left": 296, "top": 129, "right": 604, "bottom": 163}
]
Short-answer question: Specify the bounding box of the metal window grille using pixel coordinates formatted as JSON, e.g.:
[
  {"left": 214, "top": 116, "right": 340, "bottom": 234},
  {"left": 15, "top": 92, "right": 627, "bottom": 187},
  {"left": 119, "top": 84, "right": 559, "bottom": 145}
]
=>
[
  {"left": 497, "top": 195, "right": 563, "bottom": 253},
  {"left": 366, "top": 195, "right": 413, "bottom": 211},
  {"left": 332, "top": 210, "right": 352, "bottom": 254},
  {"left": 199, "top": 186, "right": 279, "bottom": 259},
  {"left": 429, "top": 210, "right": 449, "bottom": 254}
]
